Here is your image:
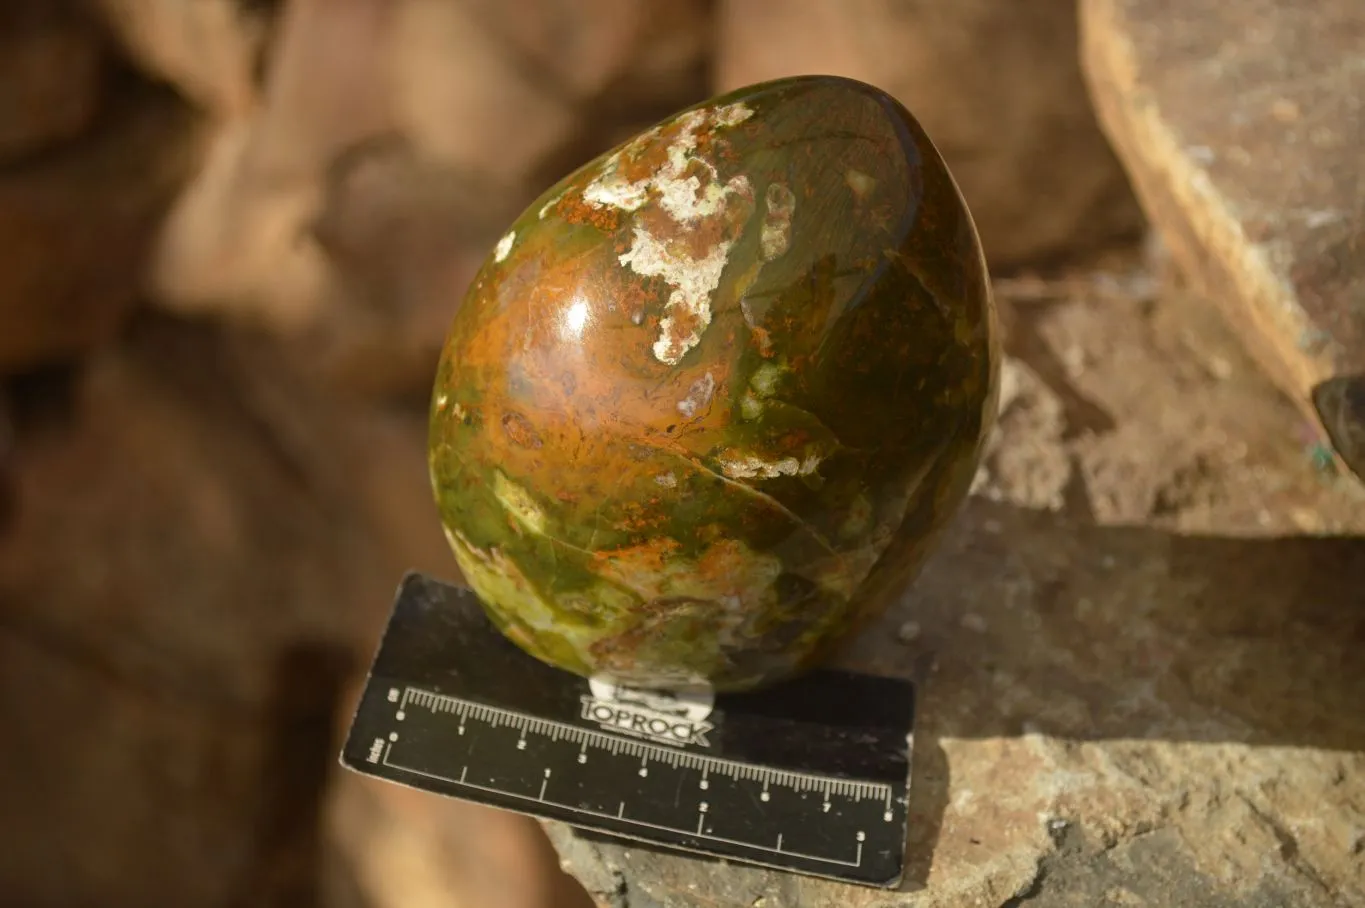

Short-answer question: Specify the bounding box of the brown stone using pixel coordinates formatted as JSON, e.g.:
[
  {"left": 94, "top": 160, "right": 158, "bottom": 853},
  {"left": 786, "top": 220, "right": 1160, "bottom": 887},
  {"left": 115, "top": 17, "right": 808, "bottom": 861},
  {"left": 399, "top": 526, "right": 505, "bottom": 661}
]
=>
[
  {"left": 447, "top": 0, "right": 710, "bottom": 104},
  {"left": 713, "top": 0, "right": 1145, "bottom": 268},
  {"left": 147, "top": 0, "right": 713, "bottom": 401},
  {"left": 0, "top": 316, "right": 445, "bottom": 905},
  {"left": 1080, "top": 0, "right": 1365, "bottom": 479},
  {"left": 124, "top": 0, "right": 716, "bottom": 409},
  {"left": 148, "top": 0, "right": 392, "bottom": 334},
  {"left": 0, "top": 631, "right": 274, "bottom": 907},
  {"left": 91, "top": 0, "right": 273, "bottom": 118},
  {"left": 305, "top": 135, "right": 518, "bottom": 400},
  {"left": 0, "top": 1, "right": 106, "bottom": 161},
  {"left": 0, "top": 87, "right": 201, "bottom": 372},
  {"left": 0, "top": 318, "right": 413, "bottom": 704},
  {"left": 390, "top": 0, "right": 710, "bottom": 188},
  {"left": 139, "top": 0, "right": 519, "bottom": 389},
  {"left": 329, "top": 0, "right": 711, "bottom": 400}
]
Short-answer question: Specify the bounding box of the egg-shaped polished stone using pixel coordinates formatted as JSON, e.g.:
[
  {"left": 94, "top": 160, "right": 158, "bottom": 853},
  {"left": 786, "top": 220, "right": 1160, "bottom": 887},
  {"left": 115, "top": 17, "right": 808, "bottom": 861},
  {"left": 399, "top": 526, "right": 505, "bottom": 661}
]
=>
[{"left": 429, "top": 75, "right": 999, "bottom": 692}]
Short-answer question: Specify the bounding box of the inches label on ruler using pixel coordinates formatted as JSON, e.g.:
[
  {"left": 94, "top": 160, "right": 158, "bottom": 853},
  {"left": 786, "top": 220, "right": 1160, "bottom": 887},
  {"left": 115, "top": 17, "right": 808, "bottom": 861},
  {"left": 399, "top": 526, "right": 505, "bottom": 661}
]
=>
[{"left": 340, "top": 573, "right": 917, "bottom": 888}]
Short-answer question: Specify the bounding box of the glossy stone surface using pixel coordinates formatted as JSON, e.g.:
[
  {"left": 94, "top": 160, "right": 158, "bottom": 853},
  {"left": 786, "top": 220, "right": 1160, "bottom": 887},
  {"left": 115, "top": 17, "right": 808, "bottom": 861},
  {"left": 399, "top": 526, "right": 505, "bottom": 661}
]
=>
[{"left": 428, "top": 75, "right": 999, "bottom": 691}]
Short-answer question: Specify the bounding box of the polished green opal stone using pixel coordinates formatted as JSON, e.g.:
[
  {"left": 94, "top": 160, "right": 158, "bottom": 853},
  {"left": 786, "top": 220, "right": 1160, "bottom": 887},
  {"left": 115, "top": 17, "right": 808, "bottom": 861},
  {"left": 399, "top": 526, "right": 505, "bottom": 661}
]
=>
[{"left": 428, "top": 75, "right": 999, "bottom": 692}]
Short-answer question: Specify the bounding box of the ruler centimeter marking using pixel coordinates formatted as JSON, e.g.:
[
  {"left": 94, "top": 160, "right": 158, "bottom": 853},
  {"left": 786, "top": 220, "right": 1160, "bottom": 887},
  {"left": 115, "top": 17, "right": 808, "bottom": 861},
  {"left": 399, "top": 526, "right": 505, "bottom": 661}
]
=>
[
  {"left": 342, "top": 573, "right": 915, "bottom": 887},
  {"left": 371, "top": 684, "right": 899, "bottom": 870},
  {"left": 382, "top": 752, "right": 867, "bottom": 868},
  {"left": 395, "top": 685, "right": 894, "bottom": 802}
]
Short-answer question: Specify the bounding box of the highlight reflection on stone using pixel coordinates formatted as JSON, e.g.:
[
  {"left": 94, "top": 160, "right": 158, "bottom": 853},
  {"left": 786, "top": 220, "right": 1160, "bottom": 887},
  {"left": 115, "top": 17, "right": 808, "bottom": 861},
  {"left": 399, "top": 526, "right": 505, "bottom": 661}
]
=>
[{"left": 428, "top": 75, "right": 1000, "bottom": 691}]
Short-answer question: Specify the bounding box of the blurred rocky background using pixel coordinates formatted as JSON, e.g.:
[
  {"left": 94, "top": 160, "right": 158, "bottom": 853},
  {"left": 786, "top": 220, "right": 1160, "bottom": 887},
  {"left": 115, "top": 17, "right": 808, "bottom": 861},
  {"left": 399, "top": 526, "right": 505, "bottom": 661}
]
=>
[{"left": 0, "top": 1, "right": 1360, "bottom": 907}]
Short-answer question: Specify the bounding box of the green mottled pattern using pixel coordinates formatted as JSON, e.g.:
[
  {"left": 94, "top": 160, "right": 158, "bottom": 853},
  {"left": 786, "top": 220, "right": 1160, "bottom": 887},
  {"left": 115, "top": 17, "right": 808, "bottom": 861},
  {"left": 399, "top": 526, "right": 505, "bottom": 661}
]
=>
[{"left": 429, "top": 75, "right": 999, "bottom": 692}]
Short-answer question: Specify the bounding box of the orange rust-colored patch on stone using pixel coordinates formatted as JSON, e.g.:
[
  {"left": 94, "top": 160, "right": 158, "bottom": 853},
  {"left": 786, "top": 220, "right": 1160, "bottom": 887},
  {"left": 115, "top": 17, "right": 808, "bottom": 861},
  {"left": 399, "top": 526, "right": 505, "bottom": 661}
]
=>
[
  {"left": 617, "top": 136, "right": 672, "bottom": 186},
  {"left": 749, "top": 324, "right": 774, "bottom": 357},
  {"left": 593, "top": 535, "right": 682, "bottom": 573},
  {"left": 712, "top": 134, "right": 743, "bottom": 170},
  {"left": 500, "top": 411, "right": 544, "bottom": 449},
  {"left": 553, "top": 189, "right": 622, "bottom": 233},
  {"left": 655, "top": 314, "right": 702, "bottom": 366}
]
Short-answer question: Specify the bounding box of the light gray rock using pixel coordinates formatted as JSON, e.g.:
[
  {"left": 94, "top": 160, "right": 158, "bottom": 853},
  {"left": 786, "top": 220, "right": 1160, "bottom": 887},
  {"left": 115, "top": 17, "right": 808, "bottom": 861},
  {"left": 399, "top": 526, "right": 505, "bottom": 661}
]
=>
[
  {"left": 1081, "top": 0, "right": 1365, "bottom": 480},
  {"left": 544, "top": 257, "right": 1365, "bottom": 907}
]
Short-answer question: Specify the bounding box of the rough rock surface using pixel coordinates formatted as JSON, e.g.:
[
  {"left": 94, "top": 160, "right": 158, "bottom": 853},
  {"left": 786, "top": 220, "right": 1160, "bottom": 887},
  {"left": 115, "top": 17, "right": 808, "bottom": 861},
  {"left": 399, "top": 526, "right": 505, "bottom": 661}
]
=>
[
  {"left": 545, "top": 249, "right": 1365, "bottom": 907},
  {"left": 1080, "top": 0, "right": 1365, "bottom": 478},
  {"left": 714, "top": 0, "right": 1145, "bottom": 268}
]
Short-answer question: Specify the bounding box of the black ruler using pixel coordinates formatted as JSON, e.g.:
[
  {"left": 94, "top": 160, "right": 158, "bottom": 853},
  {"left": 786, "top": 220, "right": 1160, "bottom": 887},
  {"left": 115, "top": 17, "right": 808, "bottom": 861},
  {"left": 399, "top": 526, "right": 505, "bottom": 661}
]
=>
[{"left": 339, "top": 573, "right": 917, "bottom": 887}]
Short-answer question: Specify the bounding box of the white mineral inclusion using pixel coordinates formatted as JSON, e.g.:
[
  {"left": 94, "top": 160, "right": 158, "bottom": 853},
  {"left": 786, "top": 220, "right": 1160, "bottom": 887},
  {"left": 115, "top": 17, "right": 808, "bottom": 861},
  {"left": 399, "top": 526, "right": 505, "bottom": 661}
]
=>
[
  {"left": 538, "top": 186, "right": 568, "bottom": 219},
  {"left": 845, "top": 168, "right": 878, "bottom": 200},
  {"left": 582, "top": 158, "right": 648, "bottom": 211},
  {"left": 676, "top": 371, "right": 716, "bottom": 418},
  {"left": 760, "top": 182, "right": 796, "bottom": 261},
  {"left": 619, "top": 225, "right": 734, "bottom": 365},
  {"left": 582, "top": 102, "right": 757, "bottom": 365},
  {"left": 492, "top": 470, "right": 547, "bottom": 534},
  {"left": 653, "top": 112, "right": 751, "bottom": 224},
  {"left": 494, "top": 230, "right": 515, "bottom": 262},
  {"left": 710, "top": 101, "right": 755, "bottom": 129},
  {"left": 719, "top": 452, "right": 822, "bottom": 480}
]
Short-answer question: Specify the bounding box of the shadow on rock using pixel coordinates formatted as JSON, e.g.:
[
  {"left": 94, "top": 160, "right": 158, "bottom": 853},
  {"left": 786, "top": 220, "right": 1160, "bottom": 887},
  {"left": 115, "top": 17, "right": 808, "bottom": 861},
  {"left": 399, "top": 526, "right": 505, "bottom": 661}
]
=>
[
  {"left": 844, "top": 497, "right": 1365, "bottom": 752},
  {"left": 836, "top": 496, "right": 1365, "bottom": 889}
]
